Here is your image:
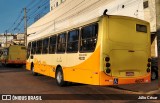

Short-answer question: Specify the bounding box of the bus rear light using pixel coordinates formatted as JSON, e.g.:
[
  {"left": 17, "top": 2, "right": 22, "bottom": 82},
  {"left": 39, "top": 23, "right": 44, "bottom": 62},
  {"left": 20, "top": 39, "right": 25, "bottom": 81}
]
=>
[
  {"left": 105, "top": 57, "right": 110, "bottom": 62},
  {"left": 106, "top": 68, "right": 111, "bottom": 73},
  {"left": 147, "top": 63, "right": 151, "bottom": 67},
  {"left": 106, "top": 63, "right": 111, "bottom": 67},
  {"left": 147, "top": 68, "right": 150, "bottom": 73},
  {"left": 148, "top": 58, "right": 151, "bottom": 62}
]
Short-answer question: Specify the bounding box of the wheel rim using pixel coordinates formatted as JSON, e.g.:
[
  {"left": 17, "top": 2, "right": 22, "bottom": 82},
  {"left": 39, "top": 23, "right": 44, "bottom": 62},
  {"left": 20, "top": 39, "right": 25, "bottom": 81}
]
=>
[
  {"left": 57, "top": 71, "right": 62, "bottom": 84},
  {"left": 151, "top": 72, "right": 156, "bottom": 80}
]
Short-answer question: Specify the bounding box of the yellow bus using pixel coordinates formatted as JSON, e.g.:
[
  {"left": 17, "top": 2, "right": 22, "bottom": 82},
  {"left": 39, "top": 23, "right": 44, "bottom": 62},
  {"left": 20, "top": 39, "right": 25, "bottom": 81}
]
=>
[
  {"left": 26, "top": 15, "right": 151, "bottom": 86},
  {"left": 0, "top": 45, "right": 26, "bottom": 66}
]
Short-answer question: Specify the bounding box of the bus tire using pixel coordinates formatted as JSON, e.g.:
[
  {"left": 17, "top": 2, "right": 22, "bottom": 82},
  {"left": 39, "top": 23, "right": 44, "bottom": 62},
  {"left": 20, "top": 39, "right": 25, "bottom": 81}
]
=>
[
  {"left": 31, "top": 65, "right": 38, "bottom": 76},
  {"left": 4, "top": 60, "right": 7, "bottom": 67},
  {"left": 2, "top": 63, "right": 5, "bottom": 66},
  {"left": 55, "top": 67, "right": 66, "bottom": 86}
]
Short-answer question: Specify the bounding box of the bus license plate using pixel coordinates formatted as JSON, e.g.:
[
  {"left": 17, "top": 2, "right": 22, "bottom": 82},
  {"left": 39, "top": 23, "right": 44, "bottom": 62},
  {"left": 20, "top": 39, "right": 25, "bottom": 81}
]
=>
[{"left": 126, "top": 72, "right": 134, "bottom": 76}]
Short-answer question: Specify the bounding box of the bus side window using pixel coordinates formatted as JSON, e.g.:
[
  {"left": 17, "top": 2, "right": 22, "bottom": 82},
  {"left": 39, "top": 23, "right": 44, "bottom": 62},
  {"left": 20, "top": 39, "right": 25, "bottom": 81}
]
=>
[
  {"left": 80, "top": 23, "right": 98, "bottom": 52},
  {"left": 31, "top": 41, "right": 36, "bottom": 54},
  {"left": 67, "top": 29, "right": 79, "bottom": 53},
  {"left": 57, "top": 33, "right": 66, "bottom": 53},
  {"left": 49, "top": 35, "right": 57, "bottom": 54},
  {"left": 36, "top": 40, "right": 42, "bottom": 54},
  {"left": 42, "top": 38, "right": 49, "bottom": 54}
]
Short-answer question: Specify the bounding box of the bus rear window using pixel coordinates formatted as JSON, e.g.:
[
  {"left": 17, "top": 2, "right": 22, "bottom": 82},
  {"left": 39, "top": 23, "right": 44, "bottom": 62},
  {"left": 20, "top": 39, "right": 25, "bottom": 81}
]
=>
[{"left": 136, "top": 24, "right": 147, "bottom": 33}]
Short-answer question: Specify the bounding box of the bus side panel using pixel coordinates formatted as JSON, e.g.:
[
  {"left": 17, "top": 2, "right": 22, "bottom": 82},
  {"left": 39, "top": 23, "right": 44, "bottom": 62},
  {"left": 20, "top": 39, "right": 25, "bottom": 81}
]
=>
[
  {"left": 49, "top": 65, "right": 56, "bottom": 78},
  {"left": 34, "top": 56, "right": 44, "bottom": 75},
  {"left": 33, "top": 55, "right": 57, "bottom": 77},
  {"left": 26, "top": 61, "right": 31, "bottom": 70},
  {"left": 64, "top": 46, "right": 100, "bottom": 85}
]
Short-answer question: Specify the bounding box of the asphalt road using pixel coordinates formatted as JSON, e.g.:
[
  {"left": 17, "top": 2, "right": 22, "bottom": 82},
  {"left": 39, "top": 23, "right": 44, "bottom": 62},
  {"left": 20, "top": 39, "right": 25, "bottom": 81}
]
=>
[{"left": 0, "top": 65, "right": 159, "bottom": 103}]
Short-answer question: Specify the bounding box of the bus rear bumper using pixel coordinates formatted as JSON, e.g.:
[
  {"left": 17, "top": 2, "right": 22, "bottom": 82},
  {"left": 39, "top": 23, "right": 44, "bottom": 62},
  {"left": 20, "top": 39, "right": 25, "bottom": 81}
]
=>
[
  {"left": 7, "top": 60, "right": 26, "bottom": 65},
  {"left": 100, "top": 72, "right": 151, "bottom": 85}
]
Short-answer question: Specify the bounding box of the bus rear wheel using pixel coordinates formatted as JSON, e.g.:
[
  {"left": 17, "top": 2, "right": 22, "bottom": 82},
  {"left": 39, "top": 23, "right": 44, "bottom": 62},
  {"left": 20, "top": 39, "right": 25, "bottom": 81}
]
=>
[
  {"left": 31, "top": 65, "right": 38, "bottom": 76},
  {"left": 55, "top": 68, "right": 66, "bottom": 86}
]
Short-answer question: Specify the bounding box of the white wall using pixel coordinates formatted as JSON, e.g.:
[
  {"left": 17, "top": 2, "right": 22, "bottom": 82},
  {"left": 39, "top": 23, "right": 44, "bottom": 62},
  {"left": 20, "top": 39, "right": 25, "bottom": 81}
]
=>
[
  {"left": 28, "top": 0, "right": 144, "bottom": 42},
  {"left": 16, "top": 33, "right": 24, "bottom": 40},
  {"left": 0, "top": 35, "right": 14, "bottom": 43},
  {"left": 50, "top": 0, "right": 66, "bottom": 11},
  {"left": 143, "top": 0, "right": 157, "bottom": 57},
  {"left": 144, "top": 0, "right": 156, "bottom": 32}
]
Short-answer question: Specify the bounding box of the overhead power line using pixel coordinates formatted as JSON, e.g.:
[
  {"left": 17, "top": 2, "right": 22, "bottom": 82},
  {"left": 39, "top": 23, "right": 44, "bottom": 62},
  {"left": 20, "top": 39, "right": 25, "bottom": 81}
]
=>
[{"left": 6, "top": 0, "right": 49, "bottom": 34}]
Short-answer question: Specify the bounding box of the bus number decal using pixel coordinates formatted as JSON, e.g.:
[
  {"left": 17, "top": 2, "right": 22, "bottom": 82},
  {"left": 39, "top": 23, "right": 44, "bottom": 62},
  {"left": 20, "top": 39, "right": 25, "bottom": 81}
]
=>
[
  {"left": 79, "top": 57, "right": 85, "bottom": 60},
  {"left": 79, "top": 54, "right": 87, "bottom": 60}
]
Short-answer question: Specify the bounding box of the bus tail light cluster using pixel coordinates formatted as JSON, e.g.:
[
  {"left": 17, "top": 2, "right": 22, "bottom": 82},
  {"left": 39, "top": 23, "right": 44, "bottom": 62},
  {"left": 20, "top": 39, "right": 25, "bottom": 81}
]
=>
[
  {"left": 105, "top": 57, "right": 111, "bottom": 73},
  {"left": 147, "top": 58, "right": 151, "bottom": 73},
  {"left": 105, "top": 57, "right": 110, "bottom": 62},
  {"left": 148, "top": 58, "right": 151, "bottom": 62},
  {"left": 106, "top": 63, "right": 110, "bottom": 67}
]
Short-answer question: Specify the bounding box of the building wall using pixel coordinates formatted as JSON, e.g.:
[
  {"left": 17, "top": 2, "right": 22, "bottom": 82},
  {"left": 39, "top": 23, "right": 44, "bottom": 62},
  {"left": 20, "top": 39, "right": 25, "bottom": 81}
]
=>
[
  {"left": 156, "top": 0, "right": 160, "bottom": 30},
  {"left": 0, "top": 34, "right": 14, "bottom": 44},
  {"left": 28, "top": 0, "right": 144, "bottom": 41},
  {"left": 0, "top": 34, "right": 14, "bottom": 47},
  {"left": 151, "top": 37, "right": 158, "bottom": 57},
  {"left": 144, "top": 0, "right": 157, "bottom": 57},
  {"left": 50, "top": 0, "right": 66, "bottom": 11},
  {"left": 144, "top": 0, "right": 156, "bottom": 32},
  {"left": 143, "top": 0, "right": 159, "bottom": 57},
  {"left": 16, "top": 33, "right": 24, "bottom": 40},
  {"left": 0, "top": 33, "right": 25, "bottom": 46}
]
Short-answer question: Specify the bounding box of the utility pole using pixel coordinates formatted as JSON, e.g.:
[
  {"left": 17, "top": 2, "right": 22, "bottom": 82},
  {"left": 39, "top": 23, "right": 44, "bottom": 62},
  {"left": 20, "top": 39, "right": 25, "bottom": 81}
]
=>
[
  {"left": 24, "top": 8, "right": 27, "bottom": 46},
  {"left": 5, "top": 30, "right": 7, "bottom": 47},
  {"left": 156, "top": 0, "right": 160, "bottom": 30}
]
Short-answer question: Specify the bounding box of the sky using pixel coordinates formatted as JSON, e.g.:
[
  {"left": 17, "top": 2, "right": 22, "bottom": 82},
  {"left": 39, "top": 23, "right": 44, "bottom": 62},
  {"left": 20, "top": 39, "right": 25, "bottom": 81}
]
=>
[
  {"left": 0, "top": 0, "right": 49, "bottom": 34},
  {"left": 0, "top": 0, "right": 31, "bottom": 34}
]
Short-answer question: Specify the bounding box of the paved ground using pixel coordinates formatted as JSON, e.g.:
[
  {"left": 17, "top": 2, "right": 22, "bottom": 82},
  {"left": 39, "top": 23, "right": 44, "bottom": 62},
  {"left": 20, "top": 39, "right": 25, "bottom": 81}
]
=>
[
  {"left": 116, "top": 80, "right": 159, "bottom": 93},
  {"left": 0, "top": 65, "right": 159, "bottom": 103}
]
